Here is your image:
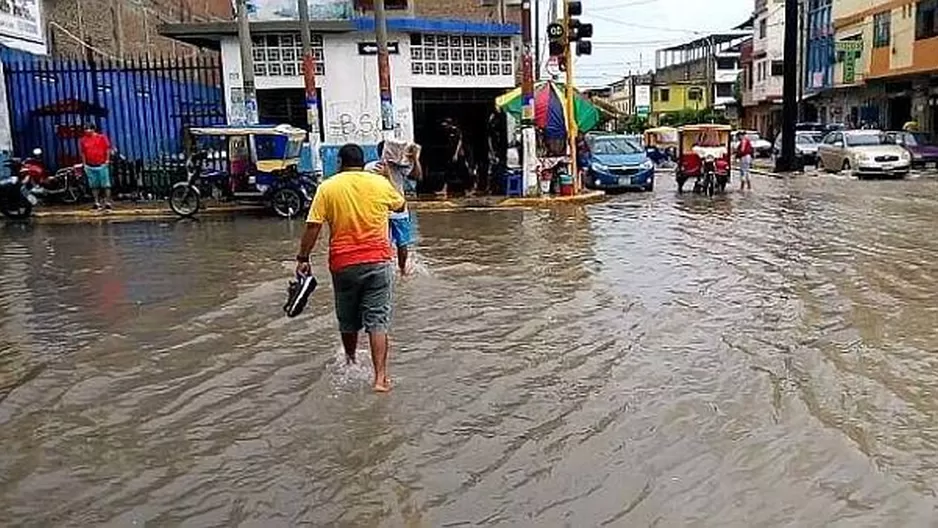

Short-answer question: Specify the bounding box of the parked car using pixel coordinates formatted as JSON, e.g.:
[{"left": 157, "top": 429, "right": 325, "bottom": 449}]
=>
[
  {"left": 732, "top": 130, "right": 773, "bottom": 158},
  {"left": 584, "top": 134, "right": 655, "bottom": 192},
  {"left": 773, "top": 131, "right": 820, "bottom": 165},
  {"left": 817, "top": 130, "right": 911, "bottom": 178},
  {"left": 885, "top": 131, "right": 938, "bottom": 168}
]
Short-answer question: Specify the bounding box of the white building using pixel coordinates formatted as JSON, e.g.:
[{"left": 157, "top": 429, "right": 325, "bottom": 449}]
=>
[
  {"left": 744, "top": 0, "right": 785, "bottom": 137},
  {"left": 162, "top": 16, "right": 519, "bottom": 178}
]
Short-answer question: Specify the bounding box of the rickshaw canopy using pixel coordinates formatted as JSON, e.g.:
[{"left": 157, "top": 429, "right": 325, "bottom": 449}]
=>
[
  {"left": 678, "top": 124, "right": 732, "bottom": 152},
  {"left": 188, "top": 124, "right": 308, "bottom": 140},
  {"left": 643, "top": 126, "right": 678, "bottom": 147}
]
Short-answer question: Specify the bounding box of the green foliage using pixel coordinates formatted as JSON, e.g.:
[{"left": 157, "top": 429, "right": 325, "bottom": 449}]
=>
[{"left": 658, "top": 108, "right": 728, "bottom": 127}]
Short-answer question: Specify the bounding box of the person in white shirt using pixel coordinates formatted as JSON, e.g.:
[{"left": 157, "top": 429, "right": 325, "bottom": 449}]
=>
[{"left": 365, "top": 140, "right": 422, "bottom": 275}]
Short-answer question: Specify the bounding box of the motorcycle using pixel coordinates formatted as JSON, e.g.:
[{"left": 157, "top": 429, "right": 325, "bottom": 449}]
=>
[
  {"left": 22, "top": 148, "right": 87, "bottom": 204},
  {"left": 0, "top": 157, "right": 37, "bottom": 220}
]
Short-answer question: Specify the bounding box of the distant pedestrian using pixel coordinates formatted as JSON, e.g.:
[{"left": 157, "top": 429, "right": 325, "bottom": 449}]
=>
[
  {"left": 295, "top": 143, "right": 406, "bottom": 393},
  {"left": 736, "top": 130, "right": 753, "bottom": 191},
  {"left": 79, "top": 123, "right": 113, "bottom": 210},
  {"left": 365, "top": 140, "right": 422, "bottom": 275}
]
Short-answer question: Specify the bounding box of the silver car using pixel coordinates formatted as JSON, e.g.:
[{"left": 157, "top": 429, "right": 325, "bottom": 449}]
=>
[{"left": 817, "top": 130, "right": 911, "bottom": 178}]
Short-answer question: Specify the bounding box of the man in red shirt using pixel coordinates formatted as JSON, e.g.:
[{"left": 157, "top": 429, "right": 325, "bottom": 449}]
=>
[
  {"left": 736, "top": 131, "right": 754, "bottom": 191},
  {"left": 79, "top": 123, "right": 113, "bottom": 210}
]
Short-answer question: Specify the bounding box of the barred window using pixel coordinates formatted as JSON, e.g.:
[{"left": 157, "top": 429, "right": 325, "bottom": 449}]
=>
[
  {"left": 252, "top": 33, "right": 325, "bottom": 77},
  {"left": 409, "top": 33, "right": 514, "bottom": 77}
]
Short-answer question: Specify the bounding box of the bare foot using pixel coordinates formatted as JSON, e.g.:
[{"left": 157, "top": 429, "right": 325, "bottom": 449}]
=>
[{"left": 373, "top": 376, "right": 392, "bottom": 393}]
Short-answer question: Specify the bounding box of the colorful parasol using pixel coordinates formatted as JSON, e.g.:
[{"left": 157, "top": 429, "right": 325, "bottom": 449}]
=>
[{"left": 495, "top": 81, "right": 601, "bottom": 140}]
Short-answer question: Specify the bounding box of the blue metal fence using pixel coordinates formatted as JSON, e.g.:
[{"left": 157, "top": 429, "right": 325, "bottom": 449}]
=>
[{"left": 3, "top": 54, "right": 226, "bottom": 196}]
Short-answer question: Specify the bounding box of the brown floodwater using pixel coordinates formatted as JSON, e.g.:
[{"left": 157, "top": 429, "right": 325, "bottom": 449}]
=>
[{"left": 3, "top": 175, "right": 938, "bottom": 526}]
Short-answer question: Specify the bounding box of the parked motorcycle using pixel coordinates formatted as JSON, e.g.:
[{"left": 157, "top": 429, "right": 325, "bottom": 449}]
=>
[
  {"left": 0, "top": 157, "right": 36, "bottom": 220},
  {"left": 22, "top": 148, "right": 87, "bottom": 204}
]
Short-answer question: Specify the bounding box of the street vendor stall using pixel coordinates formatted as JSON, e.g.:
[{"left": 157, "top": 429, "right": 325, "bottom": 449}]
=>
[{"left": 495, "top": 81, "right": 601, "bottom": 194}]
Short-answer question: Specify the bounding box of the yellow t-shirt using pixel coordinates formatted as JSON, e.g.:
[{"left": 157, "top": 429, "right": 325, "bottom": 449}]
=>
[{"left": 307, "top": 170, "right": 406, "bottom": 272}]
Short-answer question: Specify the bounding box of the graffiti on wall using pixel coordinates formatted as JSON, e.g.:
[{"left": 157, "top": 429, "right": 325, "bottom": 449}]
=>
[{"left": 325, "top": 104, "right": 412, "bottom": 144}]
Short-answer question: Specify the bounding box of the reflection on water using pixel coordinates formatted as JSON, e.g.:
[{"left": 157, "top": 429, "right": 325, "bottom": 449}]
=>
[{"left": 3, "top": 177, "right": 938, "bottom": 526}]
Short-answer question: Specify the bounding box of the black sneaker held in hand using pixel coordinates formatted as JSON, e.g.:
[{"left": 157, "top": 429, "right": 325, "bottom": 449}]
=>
[{"left": 284, "top": 273, "right": 317, "bottom": 318}]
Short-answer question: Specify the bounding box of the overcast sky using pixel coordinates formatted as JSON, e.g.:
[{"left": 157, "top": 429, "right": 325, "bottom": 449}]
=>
[{"left": 535, "top": 0, "right": 753, "bottom": 88}]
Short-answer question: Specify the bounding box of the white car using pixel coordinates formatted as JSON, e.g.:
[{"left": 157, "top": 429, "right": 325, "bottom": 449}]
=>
[
  {"left": 817, "top": 130, "right": 911, "bottom": 179},
  {"left": 732, "top": 130, "right": 773, "bottom": 157}
]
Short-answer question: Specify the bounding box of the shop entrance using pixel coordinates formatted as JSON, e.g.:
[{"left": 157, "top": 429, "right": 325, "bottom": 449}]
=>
[
  {"left": 412, "top": 87, "right": 505, "bottom": 194},
  {"left": 888, "top": 96, "right": 912, "bottom": 131}
]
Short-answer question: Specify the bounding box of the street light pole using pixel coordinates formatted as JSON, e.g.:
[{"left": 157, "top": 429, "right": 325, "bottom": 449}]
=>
[
  {"left": 235, "top": 0, "right": 258, "bottom": 124},
  {"left": 375, "top": 0, "right": 395, "bottom": 135},
  {"left": 298, "top": 0, "right": 321, "bottom": 173}
]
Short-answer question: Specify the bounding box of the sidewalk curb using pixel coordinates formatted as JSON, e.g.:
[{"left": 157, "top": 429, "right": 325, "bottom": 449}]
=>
[{"left": 27, "top": 191, "right": 607, "bottom": 223}]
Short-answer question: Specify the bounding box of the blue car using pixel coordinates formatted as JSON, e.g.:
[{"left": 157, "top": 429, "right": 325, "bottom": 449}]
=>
[{"left": 584, "top": 135, "right": 655, "bottom": 192}]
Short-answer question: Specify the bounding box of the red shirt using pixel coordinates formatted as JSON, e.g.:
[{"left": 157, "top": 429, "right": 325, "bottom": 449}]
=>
[
  {"left": 738, "top": 137, "right": 754, "bottom": 157},
  {"left": 79, "top": 132, "right": 111, "bottom": 166}
]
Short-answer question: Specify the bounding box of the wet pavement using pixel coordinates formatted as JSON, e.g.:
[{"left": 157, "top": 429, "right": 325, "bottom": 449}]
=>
[{"left": 3, "top": 174, "right": 938, "bottom": 526}]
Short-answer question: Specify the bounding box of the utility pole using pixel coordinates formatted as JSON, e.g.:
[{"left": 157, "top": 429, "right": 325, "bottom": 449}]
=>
[
  {"left": 534, "top": 0, "right": 540, "bottom": 80},
  {"left": 705, "top": 35, "right": 714, "bottom": 114},
  {"left": 497, "top": 0, "right": 506, "bottom": 23},
  {"left": 298, "top": 0, "right": 321, "bottom": 173},
  {"left": 797, "top": 0, "right": 807, "bottom": 121},
  {"left": 776, "top": 0, "right": 799, "bottom": 172},
  {"left": 236, "top": 0, "right": 258, "bottom": 124},
  {"left": 111, "top": 0, "right": 124, "bottom": 58},
  {"left": 375, "top": 0, "right": 395, "bottom": 134},
  {"left": 521, "top": 0, "right": 537, "bottom": 194}
]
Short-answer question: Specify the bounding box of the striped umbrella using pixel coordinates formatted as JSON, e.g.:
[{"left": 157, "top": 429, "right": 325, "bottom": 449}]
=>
[{"left": 495, "top": 81, "right": 601, "bottom": 140}]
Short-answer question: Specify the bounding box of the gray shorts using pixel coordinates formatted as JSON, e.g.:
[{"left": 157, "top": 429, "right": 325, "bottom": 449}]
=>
[{"left": 332, "top": 262, "right": 393, "bottom": 334}]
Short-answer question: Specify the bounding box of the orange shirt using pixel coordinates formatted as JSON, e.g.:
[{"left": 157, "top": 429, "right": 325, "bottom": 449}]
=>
[{"left": 307, "top": 170, "right": 406, "bottom": 272}]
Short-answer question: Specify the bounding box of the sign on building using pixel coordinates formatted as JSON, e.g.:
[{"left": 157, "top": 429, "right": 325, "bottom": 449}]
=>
[
  {"left": 247, "top": 0, "right": 354, "bottom": 21},
  {"left": 835, "top": 40, "right": 862, "bottom": 85},
  {"left": 635, "top": 84, "right": 651, "bottom": 117},
  {"left": 0, "top": 0, "right": 45, "bottom": 53}
]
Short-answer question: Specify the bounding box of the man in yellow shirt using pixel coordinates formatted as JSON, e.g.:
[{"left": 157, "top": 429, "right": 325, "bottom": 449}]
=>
[{"left": 295, "top": 144, "right": 406, "bottom": 393}]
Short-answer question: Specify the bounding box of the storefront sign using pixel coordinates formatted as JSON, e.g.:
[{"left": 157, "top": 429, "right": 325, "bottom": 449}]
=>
[
  {"left": 835, "top": 40, "right": 862, "bottom": 85},
  {"left": 247, "top": 0, "right": 354, "bottom": 21},
  {"left": 0, "top": 0, "right": 44, "bottom": 48},
  {"left": 843, "top": 55, "right": 856, "bottom": 84},
  {"left": 635, "top": 85, "right": 651, "bottom": 117}
]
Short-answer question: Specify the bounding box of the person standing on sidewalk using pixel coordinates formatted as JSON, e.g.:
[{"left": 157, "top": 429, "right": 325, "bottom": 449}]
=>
[
  {"left": 736, "top": 131, "right": 754, "bottom": 191},
  {"left": 365, "top": 140, "right": 422, "bottom": 276},
  {"left": 79, "top": 123, "right": 114, "bottom": 210},
  {"left": 295, "top": 144, "right": 406, "bottom": 393}
]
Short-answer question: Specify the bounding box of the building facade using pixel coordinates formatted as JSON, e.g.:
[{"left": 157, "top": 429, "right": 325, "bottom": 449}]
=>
[
  {"left": 804, "top": 0, "right": 938, "bottom": 135},
  {"left": 744, "top": 0, "right": 785, "bottom": 137},
  {"left": 652, "top": 29, "right": 751, "bottom": 124},
  {"left": 161, "top": 0, "right": 521, "bottom": 178}
]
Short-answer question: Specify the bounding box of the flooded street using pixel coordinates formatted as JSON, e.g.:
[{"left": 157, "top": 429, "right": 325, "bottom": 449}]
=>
[{"left": 4, "top": 175, "right": 938, "bottom": 526}]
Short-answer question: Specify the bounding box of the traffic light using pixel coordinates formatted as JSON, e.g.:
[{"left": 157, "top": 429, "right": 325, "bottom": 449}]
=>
[
  {"left": 567, "top": 0, "right": 592, "bottom": 56},
  {"left": 547, "top": 22, "right": 566, "bottom": 59}
]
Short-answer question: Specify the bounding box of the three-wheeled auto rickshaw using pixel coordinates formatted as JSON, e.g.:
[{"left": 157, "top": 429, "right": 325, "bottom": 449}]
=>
[
  {"left": 675, "top": 124, "right": 733, "bottom": 196},
  {"left": 169, "top": 125, "right": 316, "bottom": 218},
  {"left": 643, "top": 126, "right": 679, "bottom": 165}
]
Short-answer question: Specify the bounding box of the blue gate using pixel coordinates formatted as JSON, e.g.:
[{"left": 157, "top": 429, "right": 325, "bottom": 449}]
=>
[{"left": 3, "top": 55, "right": 226, "bottom": 196}]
